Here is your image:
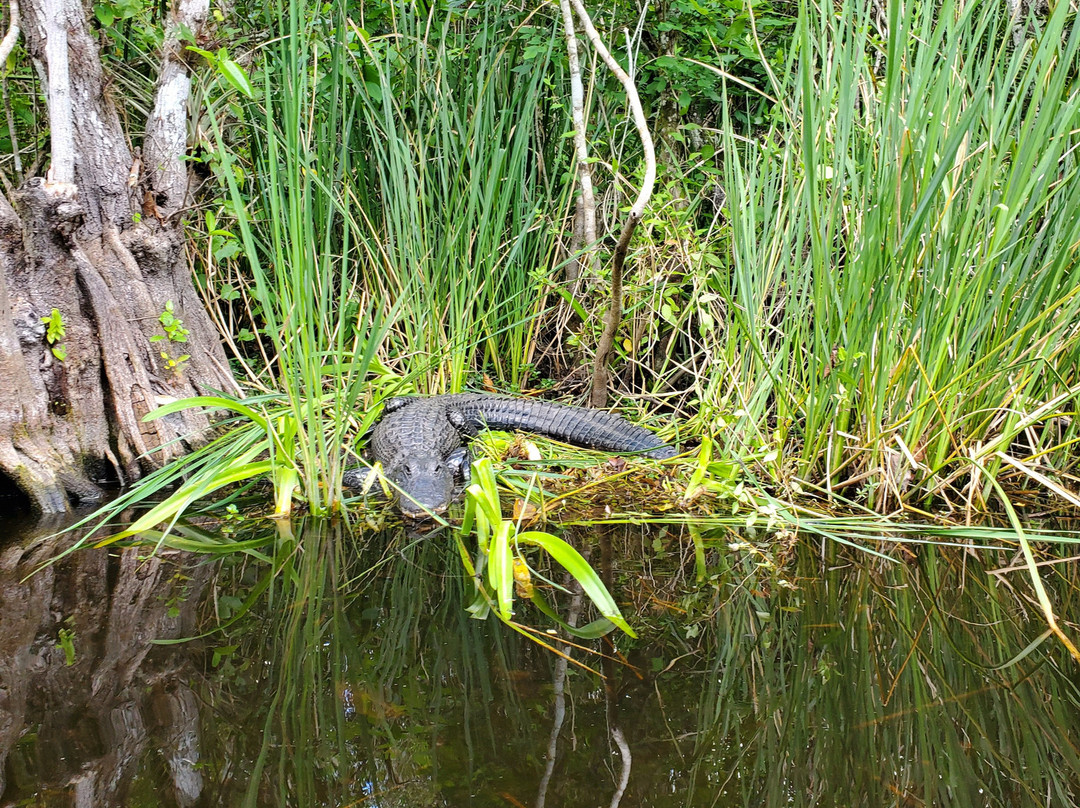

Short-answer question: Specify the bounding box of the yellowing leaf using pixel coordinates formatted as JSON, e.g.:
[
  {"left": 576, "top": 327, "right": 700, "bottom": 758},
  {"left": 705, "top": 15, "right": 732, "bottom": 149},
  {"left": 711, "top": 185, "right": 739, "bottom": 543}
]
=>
[{"left": 513, "top": 556, "right": 533, "bottom": 598}]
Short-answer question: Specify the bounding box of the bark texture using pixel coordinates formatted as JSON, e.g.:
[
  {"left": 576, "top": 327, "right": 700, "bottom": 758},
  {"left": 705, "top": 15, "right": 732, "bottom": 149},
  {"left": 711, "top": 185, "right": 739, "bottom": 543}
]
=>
[{"left": 2, "top": 0, "right": 234, "bottom": 511}]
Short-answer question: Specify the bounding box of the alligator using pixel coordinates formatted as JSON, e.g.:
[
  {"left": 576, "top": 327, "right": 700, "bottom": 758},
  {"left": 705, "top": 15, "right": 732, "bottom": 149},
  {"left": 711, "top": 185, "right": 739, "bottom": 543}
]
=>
[{"left": 342, "top": 394, "right": 676, "bottom": 519}]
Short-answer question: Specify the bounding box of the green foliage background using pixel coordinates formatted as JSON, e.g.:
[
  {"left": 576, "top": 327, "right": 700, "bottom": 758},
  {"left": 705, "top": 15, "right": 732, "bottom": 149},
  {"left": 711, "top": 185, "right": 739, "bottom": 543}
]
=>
[{"left": 7, "top": 0, "right": 1080, "bottom": 520}]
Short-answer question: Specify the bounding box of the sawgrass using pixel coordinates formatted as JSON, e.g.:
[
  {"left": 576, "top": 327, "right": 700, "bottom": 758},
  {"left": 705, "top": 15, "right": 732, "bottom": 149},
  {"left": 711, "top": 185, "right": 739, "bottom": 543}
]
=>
[
  {"left": 606, "top": 0, "right": 1080, "bottom": 518},
  {"left": 682, "top": 534, "right": 1080, "bottom": 804},
  {"left": 348, "top": 6, "right": 569, "bottom": 391}
]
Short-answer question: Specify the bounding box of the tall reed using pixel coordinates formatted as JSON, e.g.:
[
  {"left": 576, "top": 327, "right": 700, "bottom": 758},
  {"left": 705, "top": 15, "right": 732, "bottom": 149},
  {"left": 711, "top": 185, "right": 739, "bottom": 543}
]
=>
[
  {"left": 196, "top": 0, "right": 395, "bottom": 515},
  {"left": 349, "top": 6, "right": 570, "bottom": 392},
  {"left": 701, "top": 0, "right": 1080, "bottom": 510}
]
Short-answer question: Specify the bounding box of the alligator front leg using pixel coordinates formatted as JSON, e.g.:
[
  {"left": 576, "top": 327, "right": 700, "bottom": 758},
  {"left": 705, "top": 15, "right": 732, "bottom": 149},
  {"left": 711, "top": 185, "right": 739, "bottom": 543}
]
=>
[
  {"left": 447, "top": 407, "right": 480, "bottom": 438},
  {"left": 342, "top": 465, "right": 378, "bottom": 491},
  {"left": 447, "top": 447, "right": 472, "bottom": 485}
]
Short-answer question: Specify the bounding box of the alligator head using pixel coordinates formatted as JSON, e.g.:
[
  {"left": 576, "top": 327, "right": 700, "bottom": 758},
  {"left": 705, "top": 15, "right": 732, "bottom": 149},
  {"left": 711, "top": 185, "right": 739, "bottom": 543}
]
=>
[{"left": 382, "top": 447, "right": 470, "bottom": 520}]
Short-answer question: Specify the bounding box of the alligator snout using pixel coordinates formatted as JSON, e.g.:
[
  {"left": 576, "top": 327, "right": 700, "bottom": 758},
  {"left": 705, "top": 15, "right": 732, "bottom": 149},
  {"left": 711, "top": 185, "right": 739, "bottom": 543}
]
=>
[
  {"left": 387, "top": 455, "right": 458, "bottom": 520},
  {"left": 398, "top": 496, "right": 449, "bottom": 520}
]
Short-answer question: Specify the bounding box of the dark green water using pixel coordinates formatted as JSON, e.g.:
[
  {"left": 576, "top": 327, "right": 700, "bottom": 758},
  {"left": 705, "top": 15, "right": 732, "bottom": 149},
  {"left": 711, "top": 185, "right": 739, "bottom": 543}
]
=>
[{"left": 1, "top": 515, "right": 1077, "bottom": 807}]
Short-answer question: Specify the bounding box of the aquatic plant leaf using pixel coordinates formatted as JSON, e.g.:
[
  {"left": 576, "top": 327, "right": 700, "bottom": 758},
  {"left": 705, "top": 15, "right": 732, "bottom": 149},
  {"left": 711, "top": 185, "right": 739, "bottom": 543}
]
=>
[
  {"left": 489, "top": 521, "right": 515, "bottom": 621},
  {"left": 96, "top": 458, "right": 274, "bottom": 545},
  {"left": 683, "top": 434, "right": 713, "bottom": 500},
  {"left": 517, "top": 530, "right": 637, "bottom": 638},
  {"left": 272, "top": 466, "right": 300, "bottom": 517},
  {"left": 529, "top": 589, "right": 617, "bottom": 639},
  {"left": 145, "top": 395, "right": 271, "bottom": 433}
]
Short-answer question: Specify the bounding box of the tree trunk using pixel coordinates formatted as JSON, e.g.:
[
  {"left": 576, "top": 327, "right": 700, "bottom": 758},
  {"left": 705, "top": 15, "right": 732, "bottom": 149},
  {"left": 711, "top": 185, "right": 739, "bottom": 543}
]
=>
[{"left": 1, "top": 0, "right": 235, "bottom": 512}]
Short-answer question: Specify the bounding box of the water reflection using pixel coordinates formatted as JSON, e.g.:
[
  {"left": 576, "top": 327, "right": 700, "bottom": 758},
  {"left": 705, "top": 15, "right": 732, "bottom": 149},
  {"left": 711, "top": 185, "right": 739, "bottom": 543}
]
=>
[
  {"left": 1, "top": 517, "right": 1077, "bottom": 806},
  {"left": 0, "top": 522, "right": 213, "bottom": 806}
]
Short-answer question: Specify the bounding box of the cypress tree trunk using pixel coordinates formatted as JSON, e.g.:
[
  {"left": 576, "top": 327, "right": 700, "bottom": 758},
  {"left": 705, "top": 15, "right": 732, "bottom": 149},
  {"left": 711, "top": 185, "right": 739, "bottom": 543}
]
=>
[{"left": 0, "top": 0, "right": 235, "bottom": 512}]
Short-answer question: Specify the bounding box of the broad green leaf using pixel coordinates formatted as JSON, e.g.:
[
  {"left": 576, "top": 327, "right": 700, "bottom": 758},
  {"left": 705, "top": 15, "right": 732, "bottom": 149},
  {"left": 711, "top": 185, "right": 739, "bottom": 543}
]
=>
[
  {"left": 144, "top": 395, "right": 269, "bottom": 432},
  {"left": 185, "top": 45, "right": 216, "bottom": 61},
  {"left": 272, "top": 466, "right": 300, "bottom": 516},
  {"left": 460, "top": 492, "right": 477, "bottom": 537},
  {"left": 219, "top": 58, "right": 254, "bottom": 98},
  {"left": 472, "top": 459, "right": 502, "bottom": 524},
  {"left": 489, "top": 522, "right": 514, "bottom": 620},
  {"left": 553, "top": 285, "right": 590, "bottom": 322},
  {"left": 518, "top": 531, "right": 637, "bottom": 637},
  {"left": 94, "top": 3, "right": 115, "bottom": 26},
  {"left": 97, "top": 459, "right": 272, "bottom": 545}
]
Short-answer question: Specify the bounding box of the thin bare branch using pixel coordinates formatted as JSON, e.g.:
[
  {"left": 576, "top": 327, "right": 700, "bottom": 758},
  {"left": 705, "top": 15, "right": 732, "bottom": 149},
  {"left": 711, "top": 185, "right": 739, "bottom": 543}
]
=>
[
  {"left": 0, "top": 0, "right": 19, "bottom": 180},
  {"left": 569, "top": 0, "right": 655, "bottom": 218},
  {"left": 569, "top": 0, "right": 655, "bottom": 407},
  {"left": 0, "top": 0, "right": 20, "bottom": 67},
  {"left": 559, "top": 0, "right": 598, "bottom": 285}
]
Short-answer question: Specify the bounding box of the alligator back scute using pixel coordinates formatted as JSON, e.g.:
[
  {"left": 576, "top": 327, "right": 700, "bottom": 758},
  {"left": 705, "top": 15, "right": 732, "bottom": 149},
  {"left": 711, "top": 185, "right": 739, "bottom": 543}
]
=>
[
  {"left": 370, "top": 397, "right": 464, "bottom": 468},
  {"left": 442, "top": 394, "right": 676, "bottom": 458}
]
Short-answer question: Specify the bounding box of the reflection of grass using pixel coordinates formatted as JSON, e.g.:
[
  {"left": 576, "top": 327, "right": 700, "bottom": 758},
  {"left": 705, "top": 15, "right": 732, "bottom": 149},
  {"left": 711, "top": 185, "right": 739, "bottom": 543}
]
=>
[
  {"left": 239, "top": 520, "right": 354, "bottom": 806},
  {"left": 680, "top": 538, "right": 1080, "bottom": 805},
  {"left": 203, "top": 518, "right": 520, "bottom": 807},
  {"left": 196, "top": 521, "right": 1080, "bottom": 806}
]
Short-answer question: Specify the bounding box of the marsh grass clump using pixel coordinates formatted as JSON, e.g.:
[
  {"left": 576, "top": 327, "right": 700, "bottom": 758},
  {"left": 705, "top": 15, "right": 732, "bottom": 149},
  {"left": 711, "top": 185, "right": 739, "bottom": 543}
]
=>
[
  {"left": 55, "top": 0, "right": 1080, "bottom": 660},
  {"left": 588, "top": 0, "right": 1080, "bottom": 519}
]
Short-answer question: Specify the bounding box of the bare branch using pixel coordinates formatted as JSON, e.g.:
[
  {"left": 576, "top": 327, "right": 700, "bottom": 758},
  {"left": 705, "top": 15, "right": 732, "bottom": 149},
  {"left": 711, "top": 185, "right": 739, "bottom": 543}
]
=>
[
  {"left": 40, "top": 0, "right": 73, "bottom": 184},
  {"left": 145, "top": 0, "right": 210, "bottom": 213},
  {"left": 569, "top": 0, "right": 656, "bottom": 407},
  {"left": 0, "top": 0, "right": 20, "bottom": 67},
  {"left": 569, "top": 0, "right": 655, "bottom": 218},
  {"left": 559, "top": 0, "right": 598, "bottom": 284},
  {"left": 589, "top": 220, "right": 633, "bottom": 406}
]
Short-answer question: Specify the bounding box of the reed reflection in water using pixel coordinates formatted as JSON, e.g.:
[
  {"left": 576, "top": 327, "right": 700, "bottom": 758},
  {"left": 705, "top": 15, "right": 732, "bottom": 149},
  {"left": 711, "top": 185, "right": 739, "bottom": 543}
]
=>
[{"left": 1, "top": 516, "right": 1077, "bottom": 806}]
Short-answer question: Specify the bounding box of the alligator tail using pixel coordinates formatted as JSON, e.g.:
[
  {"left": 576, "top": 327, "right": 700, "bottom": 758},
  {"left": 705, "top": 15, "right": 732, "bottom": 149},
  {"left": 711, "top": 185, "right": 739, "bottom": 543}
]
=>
[{"left": 443, "top": 394, "right": 676, "bottom": 459}]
